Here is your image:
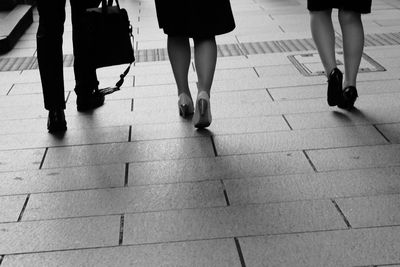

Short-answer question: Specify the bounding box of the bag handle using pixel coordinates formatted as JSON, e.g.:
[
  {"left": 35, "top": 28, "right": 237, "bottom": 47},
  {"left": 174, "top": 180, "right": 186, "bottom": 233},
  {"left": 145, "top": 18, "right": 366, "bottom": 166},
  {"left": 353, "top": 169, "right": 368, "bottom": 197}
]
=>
[{"left": 101, "top": 0, "right": 120, "bottom": 13}]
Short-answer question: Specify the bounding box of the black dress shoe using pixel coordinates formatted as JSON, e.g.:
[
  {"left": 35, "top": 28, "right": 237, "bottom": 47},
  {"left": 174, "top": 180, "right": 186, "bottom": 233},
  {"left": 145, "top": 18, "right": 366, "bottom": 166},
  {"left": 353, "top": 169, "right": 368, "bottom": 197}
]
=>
[
  {"left": 338, "top": 86, "right": 358, "bottom": 110},
  {"left": 327, "top": 67, "right": 343, "bottom": 106},
  {"left": 76, "top": 89, "right": 105, "bottom": 112},
  {"left": 47, "top": 109, "right": 67, "bottom": 133}
]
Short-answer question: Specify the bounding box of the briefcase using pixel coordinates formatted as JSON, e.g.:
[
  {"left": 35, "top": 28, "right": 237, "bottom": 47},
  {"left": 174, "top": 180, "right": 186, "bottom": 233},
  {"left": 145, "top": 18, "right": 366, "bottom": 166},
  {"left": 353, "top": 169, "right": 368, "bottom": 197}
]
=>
[{"left": 84, "top": 0, "right": 135, "bottom": 94}]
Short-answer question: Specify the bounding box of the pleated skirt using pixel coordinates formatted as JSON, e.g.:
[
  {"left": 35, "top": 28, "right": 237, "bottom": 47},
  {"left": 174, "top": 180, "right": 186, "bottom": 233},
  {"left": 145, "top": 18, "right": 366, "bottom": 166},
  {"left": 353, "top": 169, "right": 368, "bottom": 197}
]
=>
[
  {"left": 155, "top": 0, "right": 236, "bottom": 37},
  {"left": 307, "top": 0, "right": 372, "bottom": 14}
]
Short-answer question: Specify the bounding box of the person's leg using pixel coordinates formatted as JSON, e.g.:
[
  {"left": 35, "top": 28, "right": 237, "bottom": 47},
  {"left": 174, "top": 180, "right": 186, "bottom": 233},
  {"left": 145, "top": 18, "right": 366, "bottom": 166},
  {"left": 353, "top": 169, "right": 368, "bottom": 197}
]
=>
[
  {"left": 36, "top": 0, "right": 66, "bottom": 111},
  {"left": 167, "top": 35, "right": 194, "bottom": 117},
  {"left": 310, "top": 9, "right": 344, "bottom": 106},
  {"left": 192, "top": 36, "right": 217, "bottom": 128},
  {"left": 167, "top": 35, "right": 192, "bottom": 96},
  {"left": 339, "top": 9, "right": 364, "bottom": 88},
  {"left": 309, "top": 9, "right": 337, "bottom": 75},
  {"left": 193, "top": 36, "right": 217, "bottom": 96},
  {"left": 69, "top": 0, "right": 101, "bottom": 95}
]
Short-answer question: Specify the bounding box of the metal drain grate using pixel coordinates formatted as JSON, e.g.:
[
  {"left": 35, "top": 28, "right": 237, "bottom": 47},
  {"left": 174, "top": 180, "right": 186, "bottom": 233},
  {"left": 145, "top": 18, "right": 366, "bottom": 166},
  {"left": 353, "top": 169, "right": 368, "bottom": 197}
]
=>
[
  {"left": 1, "top": 32, "right": 399, "bottom": 72},
  {"left": 288, "top": 52, "right": 386, "bottom": 76}
]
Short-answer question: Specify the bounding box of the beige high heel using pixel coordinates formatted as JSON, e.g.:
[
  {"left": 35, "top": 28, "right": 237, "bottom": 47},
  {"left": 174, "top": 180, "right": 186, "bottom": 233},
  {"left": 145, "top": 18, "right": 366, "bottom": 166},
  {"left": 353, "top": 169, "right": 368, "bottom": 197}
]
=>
[
  {"left": 178, "top": 93, "right": 194, "bottom": 118},
  {"left": 193, "top": 91, "right": 212, "bottom": 128}
]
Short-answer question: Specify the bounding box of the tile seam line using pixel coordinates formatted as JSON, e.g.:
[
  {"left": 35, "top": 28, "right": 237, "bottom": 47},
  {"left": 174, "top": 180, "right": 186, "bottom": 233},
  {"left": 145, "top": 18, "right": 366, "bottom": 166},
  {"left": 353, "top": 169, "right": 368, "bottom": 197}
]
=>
[
  {"left": 0, "top": 136, "right": 214, "bottom": 151},
  {"left": 4, "top": 183, "right": 400, "bottom": 207},
  {"left": 0, "top": 227, "right": 351, "bottom": 258},
  {"left": 1, "top": 178, "right": 224, "bottom": 197},
  {"left": 10, "top": 197, "right": 355, "bottom": 224},
  {"left": 4, "top": 223, "right": 400, "bottom": 257}
]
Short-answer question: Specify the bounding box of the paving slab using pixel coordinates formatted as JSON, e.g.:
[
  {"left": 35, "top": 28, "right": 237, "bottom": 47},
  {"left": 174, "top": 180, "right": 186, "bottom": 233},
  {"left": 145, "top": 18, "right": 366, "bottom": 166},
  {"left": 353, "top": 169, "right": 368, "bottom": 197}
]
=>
[
  {"left": 124, "top": 200, "right": 346, "bottom": 245},
  {"left": 239, "top": 226, "right": 400, "bottom": 267},
  {"left": 376, "top": 123, "right": 400, "bottom": 143},
  {"left": 23, "top": 181, "right": 226, "bottom": 220},
  {"left": 2, "top": 239, "right": 241, "bottom": 267},
  {"left": 0, "top": 126, "right": 129, "bottom": 150},
  {"left": 214, "top": 125, "right": 387, "bottom": 155},
  {"left": 269, "top": 79, "right": 400, "bottom": 101},
  {"left": 0, "top": 164, "right": 125, "bottom": 196},
  {"left": 42, "top": 137, "right": 214, "bottom": 169},
  {"left": 0, "top": 195, "right": 26, "bottom": 223},
  {"left": 307, "top": 144, "right": 400, "bottom": 172},
  {"left": 225, "top": 166, "right": 400, "bottom": 205},
  {"left": 336, "top": 194, "right": 400, "bottom": 228},
  {"left": 0, "top": 148, "right": 44, "bottom": 172},
  {"left": 0, "top": 215, "right": 120, "bottom": 254},
  {"left": 128, "top": 151, "right": 313, "bottom": 186},
  {"left": 129, "top": 115, "right": 288, "bottom": 141}
]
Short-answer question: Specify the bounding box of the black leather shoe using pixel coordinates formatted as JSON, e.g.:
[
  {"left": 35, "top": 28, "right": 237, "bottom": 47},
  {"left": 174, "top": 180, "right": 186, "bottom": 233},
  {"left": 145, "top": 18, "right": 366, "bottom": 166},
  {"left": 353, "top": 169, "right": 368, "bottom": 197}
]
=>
[
  {"left": 76, "top": 89, "right": 105, "bottom": 112},
  {"left": 47, "top": 109, "right": 67, "bottom": 133},
  {"left": 327, "top": 67, "right": 343, "bottom": 106},
  {"left": 338, "top": 86, "right": 358, "bottom": 110}
]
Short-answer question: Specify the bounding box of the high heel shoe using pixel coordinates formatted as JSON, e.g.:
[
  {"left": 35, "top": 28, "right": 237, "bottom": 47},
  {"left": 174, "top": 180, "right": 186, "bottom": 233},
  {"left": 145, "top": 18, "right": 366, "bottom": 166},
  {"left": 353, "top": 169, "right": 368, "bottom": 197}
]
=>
[
  {"left": 178, "top": 93, "right": 194, "bottom": 118},
  {"left": 327, "top": 67, "right": 343, "bottom": 107},
  {"left": 193, "top": 91, "right": 212, "bottom": 128},
  {"left": 337, "top": 86, "right": 358, "bottom": 110}
]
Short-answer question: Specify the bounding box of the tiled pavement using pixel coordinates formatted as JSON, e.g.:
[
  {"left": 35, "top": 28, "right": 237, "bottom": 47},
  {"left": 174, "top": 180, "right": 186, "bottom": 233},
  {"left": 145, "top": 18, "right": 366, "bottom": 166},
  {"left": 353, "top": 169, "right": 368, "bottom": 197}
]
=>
[{"left": 1, "top": 0, "right": 400, "bottom": 266}]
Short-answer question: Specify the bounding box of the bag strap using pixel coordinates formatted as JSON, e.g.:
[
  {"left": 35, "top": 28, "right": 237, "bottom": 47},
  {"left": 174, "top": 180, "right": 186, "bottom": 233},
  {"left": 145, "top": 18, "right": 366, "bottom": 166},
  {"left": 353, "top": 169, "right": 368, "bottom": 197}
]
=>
[{"left": 98, "top": 26, "right": 135, "bottom": 96}]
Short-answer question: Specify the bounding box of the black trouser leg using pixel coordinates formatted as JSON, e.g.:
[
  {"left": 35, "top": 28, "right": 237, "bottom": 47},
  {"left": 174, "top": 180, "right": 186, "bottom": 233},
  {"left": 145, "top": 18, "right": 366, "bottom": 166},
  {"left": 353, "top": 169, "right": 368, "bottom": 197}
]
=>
[
  {"left": 36, "top": 0, "right": 67, "bottom": 110},
  {"left": 70, "top": 0, "right": 102, "bottom": 95}
]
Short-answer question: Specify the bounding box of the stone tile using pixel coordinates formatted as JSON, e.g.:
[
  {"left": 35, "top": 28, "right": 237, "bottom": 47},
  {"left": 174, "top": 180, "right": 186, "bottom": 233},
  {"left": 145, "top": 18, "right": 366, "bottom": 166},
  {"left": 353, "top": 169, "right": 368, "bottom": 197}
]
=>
[
  {"left": 129, "top": 115, "right": 288, "bottom": 141},
  {"left": 128, "top": 151, "right": 313, "bottom": 186},
  {"left": 0, "top": 216, "right": 120, "bottom": 254},
  {"left": 239, "top": 226, "right": 400, "bottom": 267},
  {"left": 225, "top": 167, "right": 400, "bottom": 205},
  {"left": 307, "top": 144, "right": 400, "bottom": 172},
  {"left": 2, "top": 239, "right": 241, "bottom": 267},
  {"left": 42, "top": 137, "right": 214, "bottom": 168},
  {"left": 0, "top": 126, "right": 129, "bottom": 150},
  {"left": 255, "top": 64, "right": 302, "bottom": 77},
  {"left": 246, "top": 53, "right": 294, "bottom": 67},
  {"left": 0, "top": 148, "right": 44, "bottom": 172},
  {"left": 0, "top": 164, "right": 125, "bottom": 195},
  {"left": 376, "top": 123, "right": 400, "bottom": 143},
  {"left": 65, "top": 99, "right": 132, "bottom": 116},
  {"left": 336, "top": 194, "right": 400, "bottom": 228},
  {"left": 8, "top": 81, "right": 74, "bottom": 95},
  {"left": 23, "top": 181, "right": 225, "bottom": 220},
  {"left": 0, "top": 94, "right": 44, "bottom": 108},
  {"left": 124, "top": 200, "right": 346, "bottom": 245},
  {"left": 214, "top": 126, "right": 387, "bottom": 156},
  {"left": 0, "top": 195, "right": 26, "bottom": 223},
  {"left": 269, "top": 80, "right": 400, "bottom": 101}
]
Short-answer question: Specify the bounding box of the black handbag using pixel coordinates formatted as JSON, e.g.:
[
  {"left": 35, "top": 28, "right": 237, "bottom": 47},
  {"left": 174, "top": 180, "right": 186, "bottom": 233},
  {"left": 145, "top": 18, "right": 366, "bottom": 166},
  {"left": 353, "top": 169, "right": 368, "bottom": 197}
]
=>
[{"left": 84, "top": 0, "right": 135, "bottom": 95}]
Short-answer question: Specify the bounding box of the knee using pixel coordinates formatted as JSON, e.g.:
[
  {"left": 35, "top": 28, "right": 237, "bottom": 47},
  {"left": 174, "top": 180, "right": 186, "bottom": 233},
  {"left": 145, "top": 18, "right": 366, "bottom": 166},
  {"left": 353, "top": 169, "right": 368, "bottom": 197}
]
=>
[
  {"left": 338, "top": 10, "right": 361, "bottom": 26},
  {"left": 193, "top": 36, "right": 216, "bottom": 46}
]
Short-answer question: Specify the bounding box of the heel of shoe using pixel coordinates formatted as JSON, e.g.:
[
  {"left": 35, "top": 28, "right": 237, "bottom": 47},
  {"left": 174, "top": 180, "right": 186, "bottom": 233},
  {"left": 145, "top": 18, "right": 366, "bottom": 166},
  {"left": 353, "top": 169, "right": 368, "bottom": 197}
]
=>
[
  {"left": 193, "top": 92, "right": 212, "bottom": 128},
  {"left": 179, "top": 104, "right": 190, "bottom": 117},
  {"left": 178, "top": 93, "right": 194, "bottom": 118}
]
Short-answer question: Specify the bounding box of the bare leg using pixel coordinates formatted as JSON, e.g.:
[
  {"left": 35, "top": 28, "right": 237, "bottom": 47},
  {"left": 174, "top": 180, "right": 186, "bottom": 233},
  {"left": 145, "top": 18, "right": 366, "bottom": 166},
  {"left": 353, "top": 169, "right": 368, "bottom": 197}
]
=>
[
  {"left": 339, "top": 10, "right": 364, "bottom": 88},
  {"left": 193, "top": 36, "right": 217, "bottom": 96},
  {"left": 310, "top": 9, "right": 337, "bottom": 76},
  {"left": 167, "top": 36, "right": 192, "bottom": 97}
]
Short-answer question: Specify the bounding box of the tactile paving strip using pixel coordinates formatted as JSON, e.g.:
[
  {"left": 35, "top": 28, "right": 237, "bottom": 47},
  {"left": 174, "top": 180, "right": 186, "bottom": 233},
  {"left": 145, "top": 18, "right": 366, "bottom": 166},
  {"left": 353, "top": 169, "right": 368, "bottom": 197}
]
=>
[{"left": 0, "top": 32, "right": 399, "bottom": 72}]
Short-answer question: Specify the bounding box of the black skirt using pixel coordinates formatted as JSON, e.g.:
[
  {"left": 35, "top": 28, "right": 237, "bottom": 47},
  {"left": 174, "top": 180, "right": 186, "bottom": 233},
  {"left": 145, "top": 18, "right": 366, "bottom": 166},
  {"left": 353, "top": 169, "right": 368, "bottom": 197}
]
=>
[
  {"left": 155, "top": 0, "right": 236, "bottom": 37},
  {"left": 307, "top": 0, "right": 372, "bottom": 14}
]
